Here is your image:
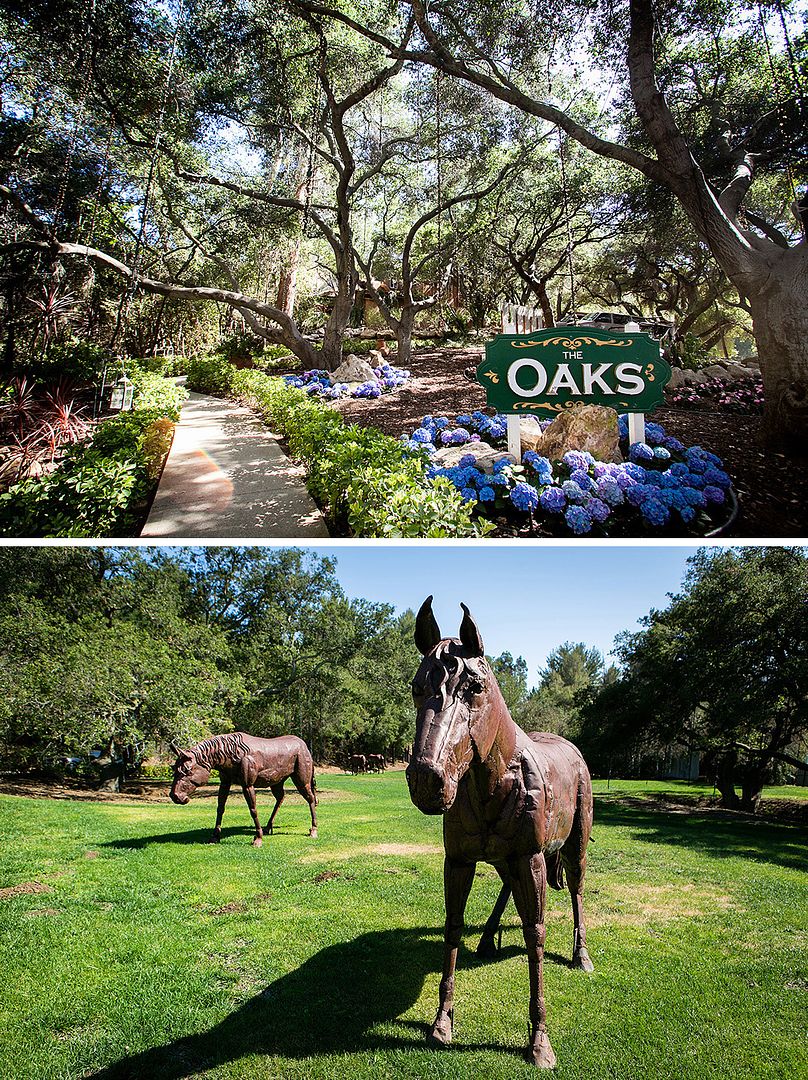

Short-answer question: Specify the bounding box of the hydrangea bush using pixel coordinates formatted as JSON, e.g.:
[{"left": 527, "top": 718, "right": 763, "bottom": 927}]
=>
[
  {"left": 283, "top": 360, "right": 411, "bottom": 400},
  {"left": 667, "top": 374, "right": 763, "bottom": 413},
  {"left": 401, "top": 411, "right": 734, "bottom": 536}
]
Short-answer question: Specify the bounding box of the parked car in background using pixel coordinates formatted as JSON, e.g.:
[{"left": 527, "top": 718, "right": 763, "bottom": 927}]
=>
[{"left": 557, "top": 310, "right": 675, "bottom": 344}]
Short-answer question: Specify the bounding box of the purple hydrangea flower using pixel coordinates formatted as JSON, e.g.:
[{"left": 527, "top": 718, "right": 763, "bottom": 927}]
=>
[{"left": 540, "top": 487, "right": 566, "bottom": 513}]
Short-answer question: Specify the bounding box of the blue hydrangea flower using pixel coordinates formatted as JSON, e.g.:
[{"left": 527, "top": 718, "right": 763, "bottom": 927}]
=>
[
  {"left": 561, "top": 480, "right": 588, "bottom": 504},
  {"left": 566, "top": 505, "right": 593, "bottom": 534},
  {"left": 704, "top": 485, "right": 725, "bottom": 504},
  {"left": 570, "top": 468, "right": 594, "bottom": 491},
  {"left": 641, "top": 497, "right": 669, "bottom": 526},
  {"left": 653, "top": 446, "right": 671, "bottom": 461},
  {"left": 478, "top": 486, "right": 496, "bottom": 502},
  {"left": 411, "top": 427, "right": 434, "bottom": 444},
  {"left": 459, "top": 454, "right": 477, "bottom": 467},
  {"left": 645, "top": 422, "right": 665, "bottom": 446},
  {"left": 629, "top": 442, "right": 655, "bottom": 463},
  {"left": 510, "top": 482, "right": 540, "bottom": 512},
  {"left": 562, "top": 450, "right": 592, "bottom": 471}
]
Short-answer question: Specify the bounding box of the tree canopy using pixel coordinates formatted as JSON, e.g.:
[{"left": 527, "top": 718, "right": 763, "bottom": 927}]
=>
[{"left": 579, "top": 546, "right": 808, "bottom": 810}]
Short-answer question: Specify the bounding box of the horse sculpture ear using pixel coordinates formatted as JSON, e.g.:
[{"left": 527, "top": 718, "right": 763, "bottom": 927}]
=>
[
  {"left": 169, "top": 740, "right": 183, "bottom": 757},
  {"left": 459, "top": 603, "right": 484, "bottom": 657},
  {"left": 415, "top": 596, "right": 442, "bottom": 655}
]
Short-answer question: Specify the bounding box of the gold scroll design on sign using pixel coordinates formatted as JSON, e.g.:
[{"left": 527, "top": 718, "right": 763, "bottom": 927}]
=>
[
  {"left": 510, "top": 336, "right": 633, "bottom": 349},
  {"left": 482, "top": 370, "right": 500, "bottom": 383},
  {"left": 645, "top": 363, "right": 655, "bottom": 381},
  {"left": 512, "top": 400, "right": 635, "bottom": 412}
]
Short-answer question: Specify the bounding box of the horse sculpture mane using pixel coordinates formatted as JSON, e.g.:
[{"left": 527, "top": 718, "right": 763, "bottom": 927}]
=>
[
  {"left": 184, "top": 732, "right": 252, "bottom": 769},
  {"left": 407, "top": 596, "right": 594, "bottom": 1069}
]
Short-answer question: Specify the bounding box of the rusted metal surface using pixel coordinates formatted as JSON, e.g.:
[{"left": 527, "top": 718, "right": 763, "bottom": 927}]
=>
[
  {"left": 169, "top": 732, "right": 318, "bottom": 846},
  {"left": 407, "top": 597, "right": 594, "bottom": 1068}
]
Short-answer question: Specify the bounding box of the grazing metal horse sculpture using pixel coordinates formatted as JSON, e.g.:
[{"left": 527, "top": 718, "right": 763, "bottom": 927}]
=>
[
  {"left": 169, "top": 732, "right": 318, "bottom": 846},
  {"left": 407, "top": 598, "right": 594, "bottom": 1068}
]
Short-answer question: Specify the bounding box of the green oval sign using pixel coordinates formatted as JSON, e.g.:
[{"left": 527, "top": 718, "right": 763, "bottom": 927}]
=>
[{"left": 478, "top": 328, "right": 671, "bottom": 417}]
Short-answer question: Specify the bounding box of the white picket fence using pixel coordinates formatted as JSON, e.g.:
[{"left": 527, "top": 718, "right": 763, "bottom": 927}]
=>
[{"left": 500, "top": 304, "right": 543, "bottom": 334}]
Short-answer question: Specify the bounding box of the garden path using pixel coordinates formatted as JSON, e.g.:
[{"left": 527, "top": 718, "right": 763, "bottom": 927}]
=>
[{"left": 141, "top": 393, "right": 330, "bottom": 538}]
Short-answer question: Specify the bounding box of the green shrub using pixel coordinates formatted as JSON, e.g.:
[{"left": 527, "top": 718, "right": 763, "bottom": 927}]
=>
[
  {"left": 24, "top": 340, "right": 108, "bottom": 385},
  {"left": 128, "top": 355, "right": 180, "bottom": 377},
  {"left": 0, "top": 447, "right": 146, "bottom": 537},
  {"left": 140, "top": 763, "right": 175, "bottom": 782},
  {"left": 229, "top": 368, "right": 490, "bottom": 537},
  {"left": 129, "top": 369, "right": 186, "bottom": 419},
  {"left": 183, "top": 353, "right": 237, "bottom": 396}
]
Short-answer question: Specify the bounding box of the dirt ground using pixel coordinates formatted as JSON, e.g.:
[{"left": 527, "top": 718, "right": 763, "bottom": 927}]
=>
[
  {"left": 0, "top": 765, "right": 408, "bottom": 804},
  {"left": 333, "top": 346, "right": 808, "bottom": 538}
]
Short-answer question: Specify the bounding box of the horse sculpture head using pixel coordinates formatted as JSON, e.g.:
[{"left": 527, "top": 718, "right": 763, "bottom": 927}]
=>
[
  {"left": 406, "top": 596, "right": 506, "bottom": 815},
  {"left": 169, "top": 744, "right": 211, "bottom": 805}
]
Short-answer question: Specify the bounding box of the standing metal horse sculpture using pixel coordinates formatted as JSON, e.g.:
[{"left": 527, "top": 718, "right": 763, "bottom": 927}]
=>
[
  {"left": 169, "top": 732, "right": 318, "bottom": 846},
  {"left": 407, "top": 598, "right": 594, "bottom": 1068}
]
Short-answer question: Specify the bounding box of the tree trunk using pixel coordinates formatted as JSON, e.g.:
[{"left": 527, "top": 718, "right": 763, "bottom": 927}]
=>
[
  {"left": 396, "top": 307, "right": 416, "bottom": 366},
  {"left": 714, "top": 752, "right": 740, "bottom": 810},
  {"left": 535, "top": 280, "right": 555, "bottom": 328},
  {"left": 746, "top": 247, "right": 808, "bottom": 452},
  {"left": 275, "top": 241, "right": 300, "bottom": 319}
]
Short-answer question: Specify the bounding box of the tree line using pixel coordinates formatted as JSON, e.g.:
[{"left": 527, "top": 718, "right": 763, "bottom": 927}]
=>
[{"left": 0, "top": 546, "right": 805, "bottom": 813}]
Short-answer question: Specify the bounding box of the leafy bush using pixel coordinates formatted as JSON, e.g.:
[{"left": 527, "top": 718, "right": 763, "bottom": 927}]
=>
[
  {"left": 183, "top": 353, "right": 237, "bottom": 396},
  {"left": 24, "top": 340, "right": 108, "bottom": 385},
  {"left": 129, "top": 369, "right": 186, "bottom": 419},
  {"left": 0, "top": 373, "right": 179, "bottom": 537},
  {"left": 229, "top": 369, "right": 488, "bottom": 537},
  {"left": 140, "top": 763, "right": 175, "bottom": 782},
  {"left": 0, "top": 446, "right": 145, "bottom": 537},
  {"left": 128, "top": 355, "right": 180, "bottom": 377}
]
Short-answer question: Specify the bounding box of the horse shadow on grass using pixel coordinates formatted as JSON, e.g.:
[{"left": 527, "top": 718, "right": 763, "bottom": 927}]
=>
[
  {"left": 594, "top": 795, "right": 808, "bottom": 873},
  {"left": 100, "top": 825, "right": 306, "bottom": 849},
  {"left": 85, "top": 926, "right": 551, "bottom": 1079}
]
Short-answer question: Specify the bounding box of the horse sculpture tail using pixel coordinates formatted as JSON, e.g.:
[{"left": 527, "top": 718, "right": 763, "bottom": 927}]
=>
[
  {"left": 546, "top": 849, "right": 565, "bottom": 891},
  {"left": 311, "top": 771, "right": 318, "bottom": 806}
]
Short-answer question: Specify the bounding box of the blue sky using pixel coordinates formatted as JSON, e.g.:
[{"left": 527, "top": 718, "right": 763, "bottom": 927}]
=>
[{"left": 311, "top": 544, "right": 702, "bottom": 679}]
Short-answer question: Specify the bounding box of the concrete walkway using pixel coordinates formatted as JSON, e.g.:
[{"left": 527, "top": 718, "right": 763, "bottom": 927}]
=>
[{"left": 141, "top": 393, "right": 330, "bottom": 538}]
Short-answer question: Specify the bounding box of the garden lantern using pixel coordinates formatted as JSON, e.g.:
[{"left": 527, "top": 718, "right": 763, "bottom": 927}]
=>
[{"left": 109, "top": 375, "right": 134, "bottom": 412}]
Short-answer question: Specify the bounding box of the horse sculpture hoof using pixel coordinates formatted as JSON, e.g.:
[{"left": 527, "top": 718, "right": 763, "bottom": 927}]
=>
[
  {"left": 428, "top": 1009, "right": 453, "bottom": 1047},
  {"left": 207, "top": 835, "right": 221, "bottom": 844},
  {"left": 252, "top": 837, "right": 263, "bottom": 848},
  {"left": 476, "top": 933, "right": 498, "bottom": 959},
  {"left": 309, "top": 827, "right": 318, "bottom": 838},
  {"left": 573, "top": 949, "right": 594, "bottom": 973},
  {"left": 526, "top": 1032, "right": 557, "bottom": 1069}
]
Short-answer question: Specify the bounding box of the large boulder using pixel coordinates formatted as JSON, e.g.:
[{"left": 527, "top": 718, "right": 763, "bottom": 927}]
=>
[
  {"left": 329, "top": 354, "right": 377, "bottom": 385},
  {"left": 528, "top": 403, "right": 622, "bottom": 463},
  {"left": 701, "top": 363, "right": 732, "bottom": 382},
  {"left": 431, "top": 443, "right": 516, "bottom": 473}
]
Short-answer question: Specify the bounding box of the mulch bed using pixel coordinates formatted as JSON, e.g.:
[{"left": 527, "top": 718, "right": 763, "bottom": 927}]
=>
[{"left": 332, "top": 346, "right": 808, "bottom": 538}]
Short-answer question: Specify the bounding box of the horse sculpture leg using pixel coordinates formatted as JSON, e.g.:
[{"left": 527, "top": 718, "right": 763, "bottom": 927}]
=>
[
  {"left": 290, "top": 769, "right": 318, "bottom": 837},
  {"left": 476, "top": 873, "right": 511, "bottom": 957},
  {"left": 561, "top": 781, "right": 595, "bottom": 973},
  {"left": 241, "top": 785, "right": 264, "bottom": 847},
  {"left": 265, "top": 782, "right": 285, "bottom": 835},
  {"left": 429, "top": 858, "right": 475, "bottom": 1047},
  {"left": 209, "top": 778, "right": 232, "bottom": 843},
  {"left": 509, "top": 852, "right": 556, "bottom": 1069}
]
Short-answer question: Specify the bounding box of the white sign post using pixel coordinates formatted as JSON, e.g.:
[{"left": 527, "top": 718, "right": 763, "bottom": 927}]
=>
[{"left": 623, "top": 321, "right": 645, "bottom": 445}]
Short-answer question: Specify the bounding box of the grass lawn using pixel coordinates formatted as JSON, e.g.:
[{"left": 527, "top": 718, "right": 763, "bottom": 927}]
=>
[{"left": 0, "top": 774, "right": 806, "bottom": 1080}]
